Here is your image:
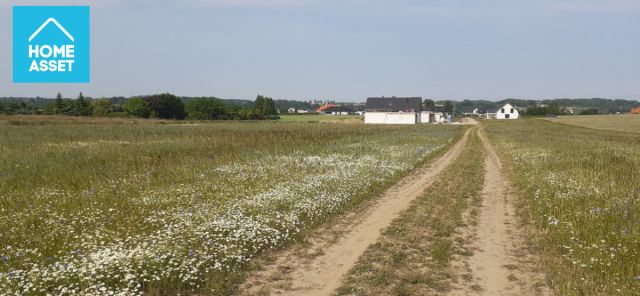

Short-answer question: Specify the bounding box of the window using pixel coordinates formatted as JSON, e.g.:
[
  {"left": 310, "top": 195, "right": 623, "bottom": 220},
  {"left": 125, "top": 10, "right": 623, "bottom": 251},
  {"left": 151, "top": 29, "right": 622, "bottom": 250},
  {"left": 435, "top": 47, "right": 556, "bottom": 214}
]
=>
[
  {"left": 505, "top": 114, "right": 510, "bottom": 119},
  {"left": 510, "top": 108, "right": 514, "bottom": 113},
  {"left": 501, "top": 108, "right": 505, "bottom": 113}
]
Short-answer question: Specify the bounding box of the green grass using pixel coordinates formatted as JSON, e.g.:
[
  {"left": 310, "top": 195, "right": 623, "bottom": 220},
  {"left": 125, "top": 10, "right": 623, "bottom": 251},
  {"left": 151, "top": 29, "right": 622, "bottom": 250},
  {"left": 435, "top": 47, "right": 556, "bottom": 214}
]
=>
[
  {"left": 336, "top": 129, "right": 485, "bottom": 296},
  {"left": 546, "top": 114, "right": 640, "bottom": 133},
  {"left": 484, "top": 119, "right": 640, "bottom": 295},
  {"left": 279, "top": 114, "right": 362, "bottom": 123},
  {"left": 0, "top": 117, "right": 463, "bottom": 295}
]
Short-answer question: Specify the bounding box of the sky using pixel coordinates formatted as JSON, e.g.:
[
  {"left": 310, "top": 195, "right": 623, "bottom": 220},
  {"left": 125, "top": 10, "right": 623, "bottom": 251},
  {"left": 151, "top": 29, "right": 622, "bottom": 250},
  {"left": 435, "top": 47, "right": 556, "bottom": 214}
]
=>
[{"left": 1, "top": 0, "right": 639, "bottom": 102}]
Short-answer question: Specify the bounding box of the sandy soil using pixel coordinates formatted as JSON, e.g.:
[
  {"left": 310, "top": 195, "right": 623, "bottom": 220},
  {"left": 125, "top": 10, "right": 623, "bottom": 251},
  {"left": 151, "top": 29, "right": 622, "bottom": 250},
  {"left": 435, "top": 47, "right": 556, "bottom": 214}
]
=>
[
  {"left": 460, "top": 117, "right": 479, "bottom": 125},
  {"left": 449, "top": 129, "right": 551, "bottom": 296},
  {"left": 237, "top": 128, "right": 474, "bottom": 296}
]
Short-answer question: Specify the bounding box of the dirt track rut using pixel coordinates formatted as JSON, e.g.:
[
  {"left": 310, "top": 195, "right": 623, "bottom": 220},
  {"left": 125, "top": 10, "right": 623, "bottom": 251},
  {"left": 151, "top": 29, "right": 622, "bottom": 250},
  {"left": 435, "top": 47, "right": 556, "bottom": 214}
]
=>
[
  {"left": 450, "top": 129, "right": 551, "bottom": 296},
  {"left": 238, "top": 128, "right": 473, "bottom": 296}
]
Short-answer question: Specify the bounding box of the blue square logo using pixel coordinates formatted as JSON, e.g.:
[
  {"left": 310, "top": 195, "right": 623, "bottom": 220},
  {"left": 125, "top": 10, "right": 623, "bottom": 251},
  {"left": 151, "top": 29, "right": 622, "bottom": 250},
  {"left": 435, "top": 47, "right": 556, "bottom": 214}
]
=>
[{"left": 13, "top": 6, "right": 90, "bottom": 83}]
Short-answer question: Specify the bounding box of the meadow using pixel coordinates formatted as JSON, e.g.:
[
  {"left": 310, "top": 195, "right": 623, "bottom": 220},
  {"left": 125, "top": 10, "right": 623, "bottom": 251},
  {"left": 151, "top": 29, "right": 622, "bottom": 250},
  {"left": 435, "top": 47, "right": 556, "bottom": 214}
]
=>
[
  {"left": 0, "top": 117, "right": 463, "bottom": 295},
  {"left": 485, "top": 118, "right": 640, "bottom": 295},
  {"left": 547, "top": 114, "right": 640, "bottom": 133}
]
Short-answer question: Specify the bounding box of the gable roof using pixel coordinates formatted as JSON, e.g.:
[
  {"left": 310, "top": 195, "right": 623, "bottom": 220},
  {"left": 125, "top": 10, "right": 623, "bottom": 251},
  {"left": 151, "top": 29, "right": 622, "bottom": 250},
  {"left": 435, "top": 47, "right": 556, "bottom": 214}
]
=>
[
  {"left": 365, "top": 97, "right": 422, "bottom": 112},
  {"left": 501, "top": 103, "right": 516, "bottom": 109},
  {"left": 316, "top": 103, "right": 337, "bottom": 112}
]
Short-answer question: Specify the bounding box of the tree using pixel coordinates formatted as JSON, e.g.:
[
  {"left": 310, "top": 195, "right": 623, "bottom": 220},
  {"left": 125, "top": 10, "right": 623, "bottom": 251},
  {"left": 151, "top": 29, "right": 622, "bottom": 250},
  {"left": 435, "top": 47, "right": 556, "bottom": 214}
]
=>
[
  {"left": 0, "top": 102, "right": 5, "bottom": 114},
  {"left": 123, "top": 97, "right": 153, "bottom": 118},
  {"left": 75, "top": 92, "right": 91, "bottom": 116},
  {"left": 423, "top": 99, "right": 435, "bottom": 110},
  {"left": 547, "top": 102, "right": 562, "bottom": 115},
  {"left": 254, "top": 95, "right": 277, "bottom": 116},
  {"left": 443, "top": 101, "right": 454, "bottom": 113},
  {"left": 186, "top": 97, "right": 227, "bottom": 120},
  {"left": 143, "top": 93, "right": 186, "bottom": 120},
  {"left": 55, "top": 92, "right": 65, "bottom": 114},
  {"left": 254, "top": 95, "right": 266, "bottom": 115},
  {"left": 91, "top": 99, "right": 113, "bottom": 117},
  {"left": 526, "top": 107, "right": 547, "bottom": 116},
  {"left": 263, "top": 97, "right": 277, "bottom": 115}
]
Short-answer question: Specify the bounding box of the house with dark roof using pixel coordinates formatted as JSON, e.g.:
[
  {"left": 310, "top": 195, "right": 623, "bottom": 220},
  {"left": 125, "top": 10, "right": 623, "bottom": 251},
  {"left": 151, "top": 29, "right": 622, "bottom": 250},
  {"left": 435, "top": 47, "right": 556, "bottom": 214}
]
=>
[
  {"left": 364, "top": 97, "right": 423, "bottom": 124},
  {"left": 320, "top": 106, "right": 354, "bottom": 115},
  {"left": 365, "top": 97, "right": 422, "bottom": 112}
]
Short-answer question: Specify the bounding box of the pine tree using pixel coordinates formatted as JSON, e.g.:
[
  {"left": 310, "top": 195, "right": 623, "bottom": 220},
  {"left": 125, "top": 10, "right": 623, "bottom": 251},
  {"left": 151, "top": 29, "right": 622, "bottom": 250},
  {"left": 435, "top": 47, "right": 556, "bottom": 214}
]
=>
[
  {"left": 55, "top": 92, "right": 65, "bottom": 114},
  {"left": 76, "top": 92, "right": 90, "bottom": 116}
]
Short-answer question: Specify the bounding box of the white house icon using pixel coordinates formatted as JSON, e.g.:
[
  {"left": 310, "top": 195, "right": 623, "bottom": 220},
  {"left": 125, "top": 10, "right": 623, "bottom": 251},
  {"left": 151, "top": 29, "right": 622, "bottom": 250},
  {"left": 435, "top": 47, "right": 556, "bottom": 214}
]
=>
[{"left": 28, "top": 18, "right": 74, "bottom": 42}]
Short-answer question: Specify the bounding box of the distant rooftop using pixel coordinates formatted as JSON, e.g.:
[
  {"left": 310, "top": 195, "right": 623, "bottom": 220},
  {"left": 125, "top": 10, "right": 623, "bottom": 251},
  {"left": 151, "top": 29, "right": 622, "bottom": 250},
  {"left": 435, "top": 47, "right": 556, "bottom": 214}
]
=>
[{"left": 365, "top": 97, "right": 422, "bottom": 112}]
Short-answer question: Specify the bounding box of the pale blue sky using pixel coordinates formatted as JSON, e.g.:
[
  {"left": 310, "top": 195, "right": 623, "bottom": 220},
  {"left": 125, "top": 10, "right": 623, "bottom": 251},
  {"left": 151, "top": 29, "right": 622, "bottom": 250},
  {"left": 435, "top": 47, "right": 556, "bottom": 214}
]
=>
[{"left": 1, "top": 0, "right": 639, "bottom": 101}]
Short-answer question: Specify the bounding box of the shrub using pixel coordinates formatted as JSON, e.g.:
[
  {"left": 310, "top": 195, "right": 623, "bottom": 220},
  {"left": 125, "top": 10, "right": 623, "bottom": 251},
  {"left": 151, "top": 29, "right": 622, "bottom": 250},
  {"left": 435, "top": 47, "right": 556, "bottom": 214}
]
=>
[
  {"left": 123, "top": 97, "right": 153, "bottom": 118},
  {"left": 91, "top": 99, "right": 114, "bottom": 117},
  {"left": 186, "top": 98, "right": 227, "bottom": 120}
]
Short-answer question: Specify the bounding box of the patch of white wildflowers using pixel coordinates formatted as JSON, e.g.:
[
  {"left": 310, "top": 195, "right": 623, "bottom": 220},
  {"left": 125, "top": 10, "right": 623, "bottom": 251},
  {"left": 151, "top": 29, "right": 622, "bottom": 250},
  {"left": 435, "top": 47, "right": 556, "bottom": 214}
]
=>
[{"left": 0, "top": 134, "right": 450, "bottom": 295}]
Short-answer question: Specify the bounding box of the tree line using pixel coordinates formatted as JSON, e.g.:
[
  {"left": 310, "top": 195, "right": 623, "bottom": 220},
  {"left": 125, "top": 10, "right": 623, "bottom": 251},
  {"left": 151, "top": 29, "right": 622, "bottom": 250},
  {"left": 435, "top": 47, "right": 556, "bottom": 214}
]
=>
[{"left": 0, "top": 93, "right": 280, "bottom": 120}]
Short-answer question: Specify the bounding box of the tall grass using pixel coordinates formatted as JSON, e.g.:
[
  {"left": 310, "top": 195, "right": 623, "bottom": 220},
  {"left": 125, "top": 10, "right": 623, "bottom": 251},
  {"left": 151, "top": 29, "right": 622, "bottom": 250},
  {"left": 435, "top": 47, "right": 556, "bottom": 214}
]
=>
[
  {"left": 485, "top": 119, "right": 640, "bottom": 295},
  {"left": 547, "top": 114, "right": 640, "bottom": 134},
  {"left": 0, "top": 119, "right": 463, "bottom": 295}
]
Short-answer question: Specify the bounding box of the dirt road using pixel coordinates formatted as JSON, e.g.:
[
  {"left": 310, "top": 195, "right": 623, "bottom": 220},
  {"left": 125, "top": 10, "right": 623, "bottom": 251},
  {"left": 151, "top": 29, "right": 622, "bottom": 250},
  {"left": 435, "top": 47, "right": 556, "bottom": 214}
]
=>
[
  {"left": 450, "top": 129, "right": 551, "bottom": 296},
  {"left": 238, "top": 128, "right": 474, "bottom": 296}
]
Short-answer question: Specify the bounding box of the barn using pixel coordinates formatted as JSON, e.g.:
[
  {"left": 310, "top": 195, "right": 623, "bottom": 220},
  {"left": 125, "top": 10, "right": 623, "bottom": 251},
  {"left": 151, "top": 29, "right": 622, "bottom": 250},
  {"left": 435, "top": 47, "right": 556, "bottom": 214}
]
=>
[{"left": 364, "top": 97, "right": 422, "bottom": 124}]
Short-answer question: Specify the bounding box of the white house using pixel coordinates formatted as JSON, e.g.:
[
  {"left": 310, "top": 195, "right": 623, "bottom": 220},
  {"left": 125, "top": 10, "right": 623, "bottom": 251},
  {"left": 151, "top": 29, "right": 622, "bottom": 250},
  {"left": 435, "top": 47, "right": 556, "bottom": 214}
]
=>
[
  {"left": 287, "top": 108, "right": 296, "bottom": 114},
  {"left": 420, "top": 110, "right": 445, "bottom": 123},
  {"left": 496, "top": 103, "right": 520, "bottom": 119},
  {"left": 366, "top": 112, "right": 419, "bottom": 124},
  {"left": 364, "top": 97, "right": 423, "bottom": 124}
]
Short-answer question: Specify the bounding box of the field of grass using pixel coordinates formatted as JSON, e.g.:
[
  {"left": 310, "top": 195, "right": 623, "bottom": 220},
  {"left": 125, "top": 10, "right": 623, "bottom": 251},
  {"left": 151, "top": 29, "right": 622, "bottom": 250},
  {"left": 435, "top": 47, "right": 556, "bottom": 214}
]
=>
[
  {"left": 0, "top": 117, "right": 463, "bottom": 295},
  {"left": 279, "top": 114, "right": 363, "bottom": 123},
  {"left": 485, "top": 119, "right": 640, "bottom": 295},
  {"left": 547, "top": 114, "right": 640, "bottom": 133},
  {"left": 337, "top": 129, "right": 485, "bottom": 295}
]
